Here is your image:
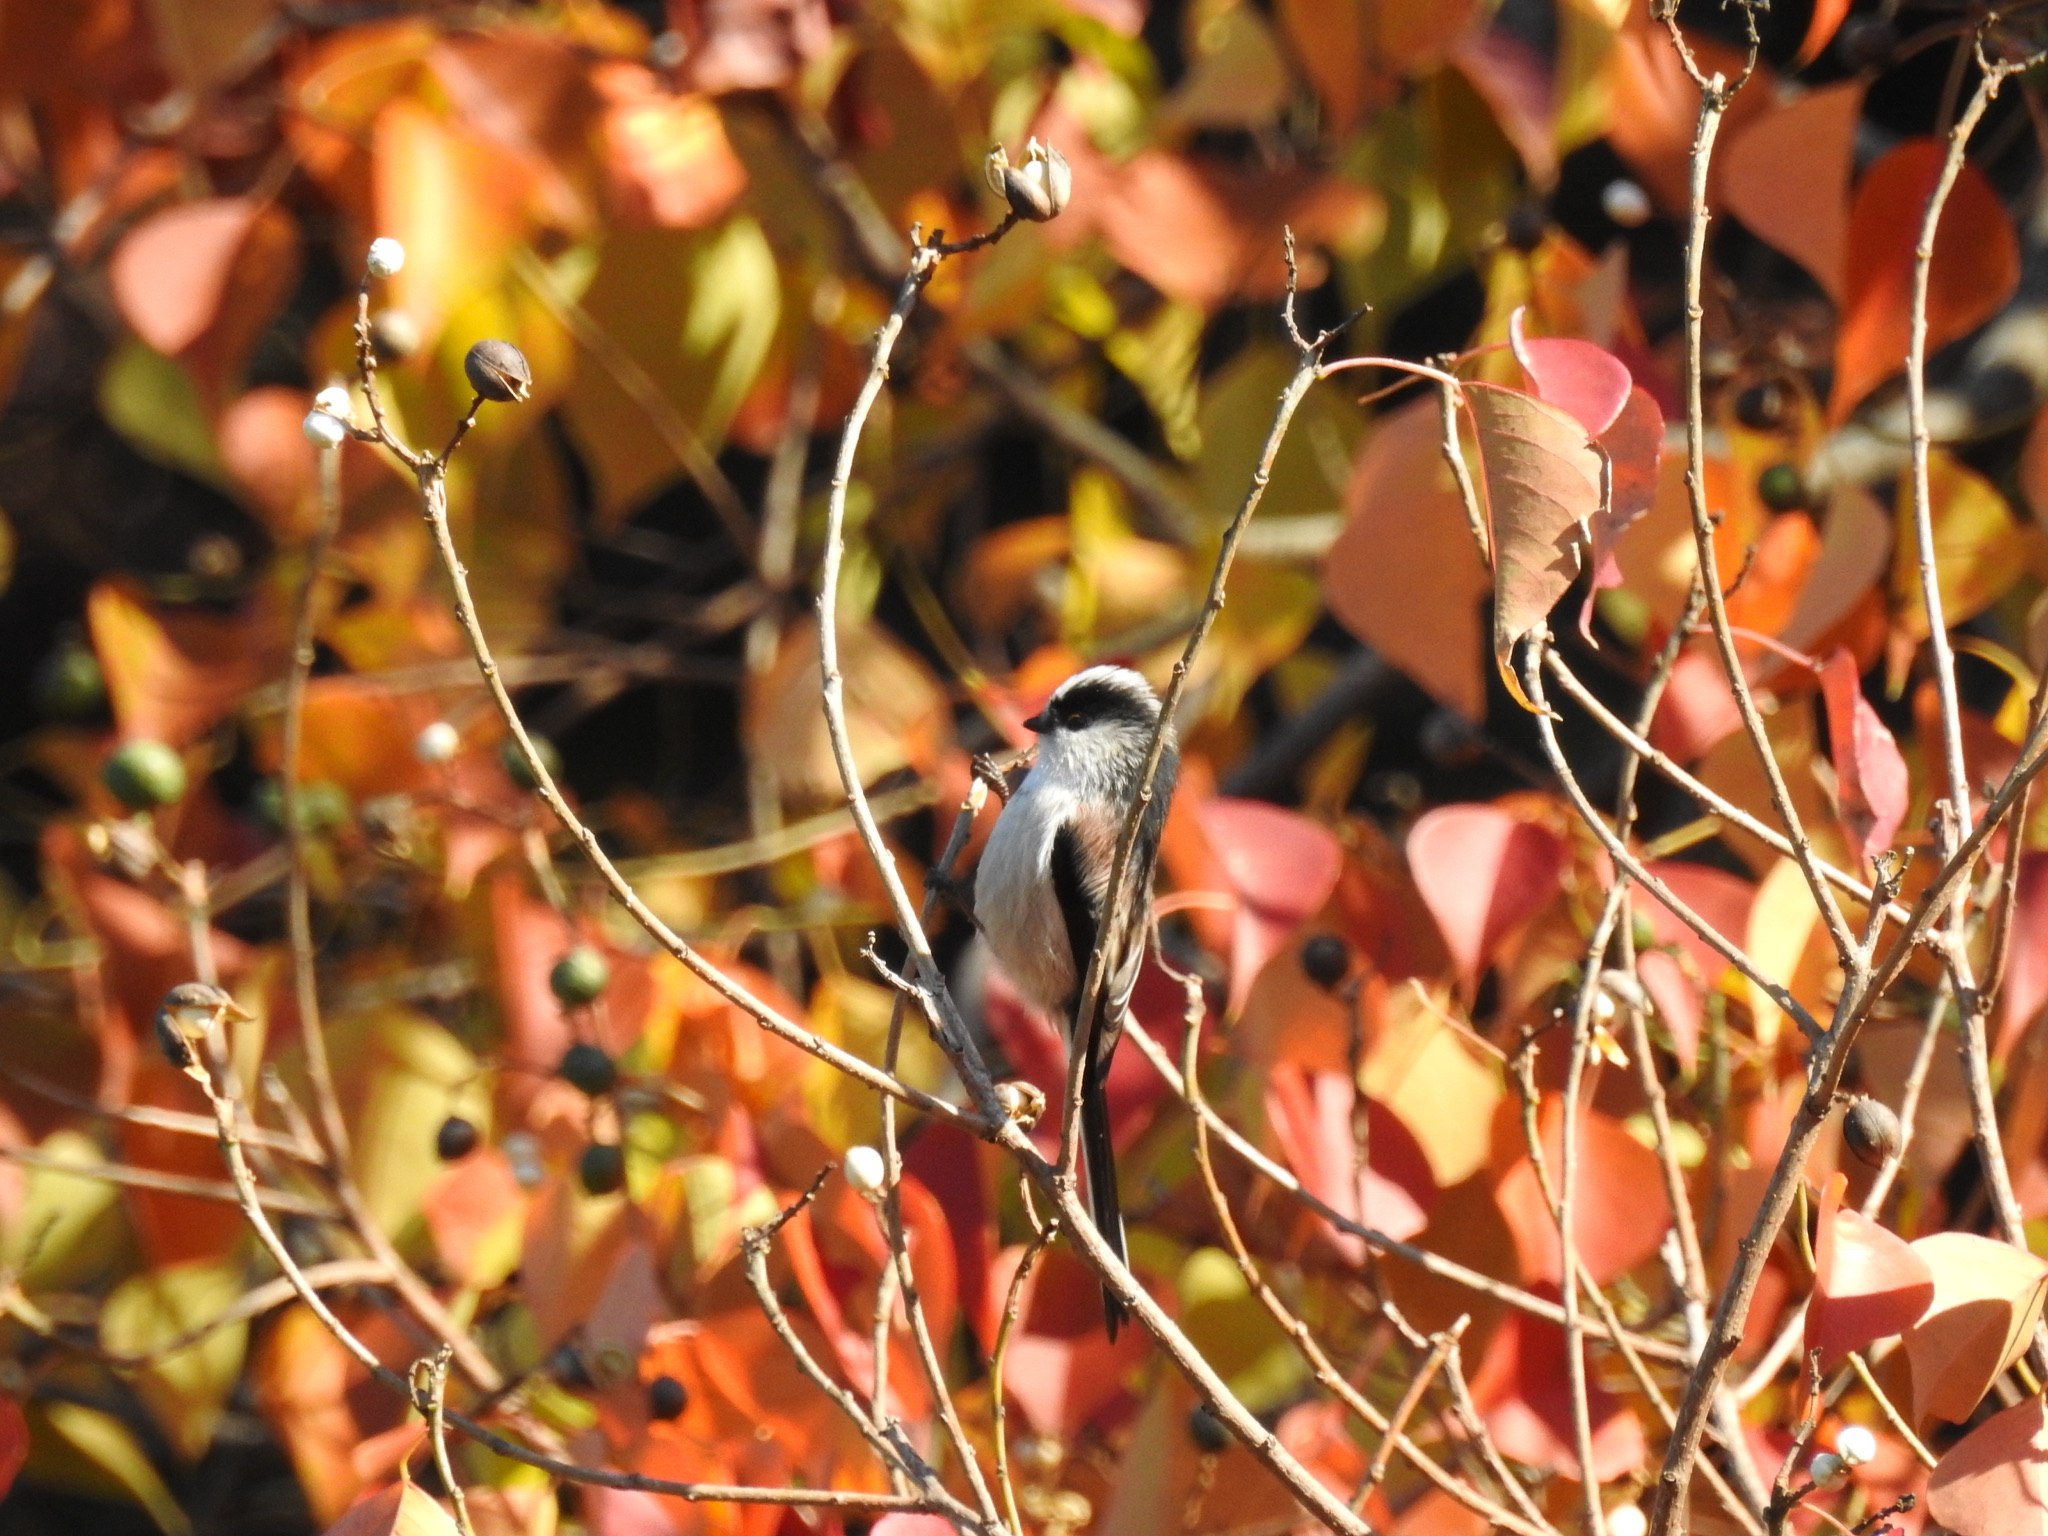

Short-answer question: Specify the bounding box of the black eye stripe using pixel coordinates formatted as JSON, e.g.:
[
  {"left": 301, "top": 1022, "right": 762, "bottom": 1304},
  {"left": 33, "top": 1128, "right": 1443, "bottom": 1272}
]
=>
[{"left": 1049, "top": 678, "right": 1154, "bottom": 729}]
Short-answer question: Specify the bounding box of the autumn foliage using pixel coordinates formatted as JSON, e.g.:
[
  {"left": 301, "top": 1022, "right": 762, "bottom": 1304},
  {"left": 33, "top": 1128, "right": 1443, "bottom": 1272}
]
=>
[{"left": 9, "top": 0, "right": 2048, "bottom": 1535}]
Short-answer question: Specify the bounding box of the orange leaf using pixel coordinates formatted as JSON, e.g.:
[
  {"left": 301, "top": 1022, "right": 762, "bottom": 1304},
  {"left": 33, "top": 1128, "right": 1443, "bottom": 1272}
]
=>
[
  {"left": 1927, "top": 1390, "right": 2048, "bottom": 1536},
  {"left": 89, "top": 578, "right": 268, "bottom": 749},
  {"left": 321, "top": 1480, "right": 459, "bottom": 1536},
  {"left": 1469, "top": 1305, "right": 1647, "bottom": 1481},
  {"left": 1722, "top": 82, "right": 1862, "bottom": 301},
  {"left": 1902, "top": 1232, "right": 2048, "bottom": 1423},
  {"left": 1804, "top": 1171, "right": 1933, "bottom": 1369},
  {"left": 594, "top": 62, "right": 747, "bottom": 230},
  {"left": 1829, "top": 140, "right": 2019, "bottom": 424},
  {"left": 1493, "top": 1095, "right": 1673, "bottom": 1286},
  {"left": 1797, "top": 0, "right": 1855, "bottom": 64},
  {"left": 1324, "top": 398, "right": 1491, "bottom": 721}
]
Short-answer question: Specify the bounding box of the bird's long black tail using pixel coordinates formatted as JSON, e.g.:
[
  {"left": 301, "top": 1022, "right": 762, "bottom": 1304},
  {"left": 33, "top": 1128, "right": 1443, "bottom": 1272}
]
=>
[{"left": 1081, "top": 1061, "right": 1127, "bottom": 1340}]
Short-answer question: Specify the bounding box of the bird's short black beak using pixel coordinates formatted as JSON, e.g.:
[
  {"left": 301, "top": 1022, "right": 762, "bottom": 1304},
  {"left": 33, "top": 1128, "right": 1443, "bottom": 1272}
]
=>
[{"left": 1022, "top": 710, "right": 1050, "bottom": 733}]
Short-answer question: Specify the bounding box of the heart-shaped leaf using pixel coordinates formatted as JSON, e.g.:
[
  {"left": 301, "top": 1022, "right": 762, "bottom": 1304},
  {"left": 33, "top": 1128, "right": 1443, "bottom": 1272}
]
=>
[
  {"left": 1927, "top": 1390, "right": 2048, "bottom": 1536},
  {"left": 1804, "top": 1172, "right": 1934, "bottom": 1369},
  {"left": 1493, "top": 1095, "right": 1673, "bottom": 1286},
  {"left": 1508, "top": 308, "right": 1632, "bottom": 437},
  {"left": 1466, "top": 382, "right": 1603, "bottom": 704},
  {"left": 1406, "top": 804, "right": 1568, "bottom": 989},
  {"left": 1324, "top": 398, "right": 1492, "bottom": 720},
  {"left": 1722, "top": 83, "right": 1863, "bottom": 299},
  {"left": 1902, "top": 1232, "right": 2048, "bottom": 1423},
  {"left": 322, "top": 1481, "right": 460, "bottom": 1536}
]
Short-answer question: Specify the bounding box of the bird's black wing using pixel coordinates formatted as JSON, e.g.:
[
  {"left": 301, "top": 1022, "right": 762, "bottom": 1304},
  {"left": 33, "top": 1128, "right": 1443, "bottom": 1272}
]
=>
[
  {"left": 1050, "top": 819, "right": 1128, "bottom": 1339},
  {"left": 1048, "top": 820, "right": 1101, "bottom": 1024}
]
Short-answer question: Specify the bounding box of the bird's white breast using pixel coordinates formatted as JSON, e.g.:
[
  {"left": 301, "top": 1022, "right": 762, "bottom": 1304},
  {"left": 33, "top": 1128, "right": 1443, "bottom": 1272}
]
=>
[{"left": 977, "top": 773, "right": 1080, "bottom": 1018}]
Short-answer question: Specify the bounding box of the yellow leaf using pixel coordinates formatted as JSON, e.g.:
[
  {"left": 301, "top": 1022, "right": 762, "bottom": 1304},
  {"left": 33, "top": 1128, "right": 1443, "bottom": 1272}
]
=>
[
  {"left": 1363, "top": 981, "right": 1502, "bottom": 1185},
  {"left": 1893, "top": 451, "right": 2034, "bottom": 640},
  {"left": 27, "top": 1400, "right": 192, "bottom": 1536},
  {"left": 1743, "top": 857, "right": 1829, "bottom": 1050},
  {"left": 101, "top": 1257, "right": 251, "bottom": 1461}
]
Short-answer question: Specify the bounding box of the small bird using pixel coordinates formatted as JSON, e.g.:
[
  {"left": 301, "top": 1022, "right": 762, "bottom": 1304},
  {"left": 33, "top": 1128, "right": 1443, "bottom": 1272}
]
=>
[
  {"left": 153, "top": 982, "right": 251, "bottom": 1074},
  {"left": 976, "top": 666, "right": 1178, "bottom": 1339}
]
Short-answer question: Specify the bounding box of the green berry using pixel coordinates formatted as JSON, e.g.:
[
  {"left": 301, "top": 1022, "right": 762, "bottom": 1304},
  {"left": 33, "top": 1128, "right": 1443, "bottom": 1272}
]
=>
[
  {"left": 255, "top": 778, "right": 351, "bottom": 833},
  {"left": 559, "top": 1041, "right": 617, "bottom": 1097},
  {"left": 579, "top": 1141, "right": 625, "bottom": 1195},
  {"left": 1757, "top": 463, "right": 1808, "bottom": 513},
  {"left": 500, "top": 734, "right": 562, "bottom": 792},
  {"left": 34, "top": 643, "right": 105, "bottom": 720},
  {"left": 103, "top": 739, "right": 188, "bottom": 810},
  {"left": 551, "top": 946, "right": 611, "bottom": 1006}
]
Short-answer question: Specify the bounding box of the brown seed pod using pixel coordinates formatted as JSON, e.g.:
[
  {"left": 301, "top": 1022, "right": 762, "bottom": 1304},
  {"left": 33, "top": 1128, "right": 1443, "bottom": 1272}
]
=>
[
  {"left": 1842, "top": 1096, "right": 1902, "bottom": 1168},
  {"left": 463, "top": 338, "right": 532, "bottom": 403}
]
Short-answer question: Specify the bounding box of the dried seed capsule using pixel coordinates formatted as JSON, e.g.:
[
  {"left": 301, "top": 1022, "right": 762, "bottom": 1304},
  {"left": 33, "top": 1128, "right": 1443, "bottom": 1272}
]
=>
[
  {"left": 1842, "top": 1097, "right": 1902, "bottom": 1168},
  {"left": 464, "top": 338, "right": 532, "bottom": 403},
  {"left": 986, "top": 138, "right": 1072, "bottom": 222}
]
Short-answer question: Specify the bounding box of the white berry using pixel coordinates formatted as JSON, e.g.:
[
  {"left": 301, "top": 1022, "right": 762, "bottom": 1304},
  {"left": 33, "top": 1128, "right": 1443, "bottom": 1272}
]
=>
[
  {"left": 313, "top": 384, "right": 353, "bottom": 419},
  {"left": 1606, "top": 1506, "right": 1647, "bottom": 1536},
  {"left": 1810, "top": 1451, "right": 1848, "bottom": 1490},
  {"left": 415, "top": 720, "right": 461, "bottom": 764},
  {"left": 366, "top": 237, "right": 406, "bottom": 278},
  {"left": 842, "top": 1145, "right": 887, "bottom": 1196},
  {"left": 1835, "top": 1424, "right": 1877, "bottom": 1466},
  {"left": 302, "top": 409, "right": 346, "bottom": 448},
  {"left": 1601, "top": 178, "right": 1653, "bottom": 228}
]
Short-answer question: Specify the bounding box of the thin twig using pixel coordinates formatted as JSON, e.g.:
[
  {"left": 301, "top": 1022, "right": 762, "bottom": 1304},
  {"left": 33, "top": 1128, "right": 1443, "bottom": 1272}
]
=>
[
  {"left": 993, "top": 1203, "right": 1058, "bottom": 1536},
  {"left": 413, "top": 1348, "right": 477, "bottom": 1536}
]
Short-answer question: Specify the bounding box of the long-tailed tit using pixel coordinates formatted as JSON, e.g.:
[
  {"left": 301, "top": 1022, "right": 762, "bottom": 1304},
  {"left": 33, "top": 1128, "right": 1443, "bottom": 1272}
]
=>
[{"left": 977, "top": 665, "right": 1178, "bottom": 1339}]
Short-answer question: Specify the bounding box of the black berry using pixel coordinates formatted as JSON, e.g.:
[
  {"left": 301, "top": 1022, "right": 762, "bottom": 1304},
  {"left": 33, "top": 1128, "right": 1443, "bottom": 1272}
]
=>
[
  {"left": 1300, "top": 934, "right": 1352, "bottom": 992},
  {"left": 579, "top": 1142, "right": 626, "bottom": 1195},
  {"left": 647, "top": 1375, "right": 689, "bottom": 1420},
  {"left": 559, "top": 1042, "right": 617, "bottom": 1097},
  {"left": 436, "top": 1116, "right": 479, "bottom": 1160}
]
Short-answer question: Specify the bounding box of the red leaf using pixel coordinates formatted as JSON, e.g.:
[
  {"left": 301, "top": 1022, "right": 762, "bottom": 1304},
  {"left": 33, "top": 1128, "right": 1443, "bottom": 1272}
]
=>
[
  {"left": 1647, "top": 645, "right": 1743, "bottom": 761},
  {"left": 1804, "top": 1171, "right": 1934, "bottom": 1369},
  {"left": 1195, "top": 798, "right": 1343, "bottom": 1010},
  {"left": 1641, "top": 859, "right": 1756, "bottom": 987},
  {"left": 1579, "top": 386, "right": 1666, "bottom": 637},
  {"left": 1508, "top": 308, "right": 1632, "bottom": 437},
  {"left": 1997, "top": 852, "right": 2048, "bottom": 1057},
  {"left": 1325, "top": 397, "right": 1492, "bottom": 721},
  {"left": 871, "top": 1519, "right": 957, "bottom": 1536},
  {"left": 1723, "top": 82, "right": 1863, "bottom": 301},
  {"left": 1830, "top": 140, "right": 2019, "bottom": 424},
  {"left": 1467, "top": 382, "right": 1603, "bottom": 704},
  {"left": 1468, "top": 1303, "right": 1647, "bottom": 1481},
  {"left": 1493, "top": 1095, "right": 1673, "bottom": 1286},
  {"left": 1263, "top": 1065, "right": 1436, "bottom": 1255},
  {"left": 0, "top": 1394, "right": 24, "bottom": 1502},
  {"left": 1636, "top": 949, "right": 1702, "bottom": 1069},
  {"left": 1406, "top": 804, "right": 1568, "bottom": 988},
  {"left": 109, "top": 197, "right": 265, "bottom": 354},
  {"left": 1818, "top": 648, "right": 1908, "bottom": 867},
  {"left": 1927, "top": 1390, "right": 2048, "bottom": 1536},
  {"left": 420, "top": 1150, "right": 526, "bottom": 1289}
]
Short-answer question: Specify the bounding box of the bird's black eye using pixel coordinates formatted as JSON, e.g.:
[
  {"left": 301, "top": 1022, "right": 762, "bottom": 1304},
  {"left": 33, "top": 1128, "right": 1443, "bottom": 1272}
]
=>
[{"left": 1064, "top": 712, "right": 1084, "bottom": 729}]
